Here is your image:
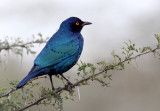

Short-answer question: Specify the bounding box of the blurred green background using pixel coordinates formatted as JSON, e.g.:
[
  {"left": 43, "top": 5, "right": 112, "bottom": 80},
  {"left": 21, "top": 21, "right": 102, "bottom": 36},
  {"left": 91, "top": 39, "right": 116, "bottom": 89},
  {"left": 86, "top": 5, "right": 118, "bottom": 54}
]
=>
[{"left": 0, "top": 0, "right": 160, "bottom": 111}]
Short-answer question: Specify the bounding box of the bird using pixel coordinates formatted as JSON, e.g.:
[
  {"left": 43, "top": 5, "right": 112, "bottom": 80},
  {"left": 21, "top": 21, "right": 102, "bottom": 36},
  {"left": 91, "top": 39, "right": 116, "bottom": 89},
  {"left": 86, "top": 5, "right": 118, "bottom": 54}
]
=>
[{"left": 16, "top": 17, "right": 92, "bottom": 90}]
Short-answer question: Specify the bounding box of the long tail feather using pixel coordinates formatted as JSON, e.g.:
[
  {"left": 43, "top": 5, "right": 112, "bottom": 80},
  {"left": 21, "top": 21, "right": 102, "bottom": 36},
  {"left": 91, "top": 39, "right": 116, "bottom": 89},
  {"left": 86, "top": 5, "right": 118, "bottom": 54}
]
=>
[{"left": 16, "top": 73, "right": 37, "bottom": 88}]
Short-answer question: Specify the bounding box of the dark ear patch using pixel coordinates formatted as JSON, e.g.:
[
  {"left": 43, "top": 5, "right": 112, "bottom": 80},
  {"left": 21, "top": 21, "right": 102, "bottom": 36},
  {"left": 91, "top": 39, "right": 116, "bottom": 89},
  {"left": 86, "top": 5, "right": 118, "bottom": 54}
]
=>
[{"left": 70, "top": 20, "right": 83, "bottom": 32}]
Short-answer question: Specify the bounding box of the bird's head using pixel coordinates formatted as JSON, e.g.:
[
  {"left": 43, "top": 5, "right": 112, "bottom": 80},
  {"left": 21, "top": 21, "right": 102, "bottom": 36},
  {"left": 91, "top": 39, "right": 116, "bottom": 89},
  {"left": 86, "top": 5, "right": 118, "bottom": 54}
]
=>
[{"left": 60, "top": 17, "right": 92, "bottom": 33}]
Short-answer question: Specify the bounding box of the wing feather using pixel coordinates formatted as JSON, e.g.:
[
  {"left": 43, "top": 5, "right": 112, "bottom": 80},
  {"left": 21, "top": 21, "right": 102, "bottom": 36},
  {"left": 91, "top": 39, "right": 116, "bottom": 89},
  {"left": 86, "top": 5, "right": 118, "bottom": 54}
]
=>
[{"left": 34, "top": 35, "right": 79, "bottom": 68}]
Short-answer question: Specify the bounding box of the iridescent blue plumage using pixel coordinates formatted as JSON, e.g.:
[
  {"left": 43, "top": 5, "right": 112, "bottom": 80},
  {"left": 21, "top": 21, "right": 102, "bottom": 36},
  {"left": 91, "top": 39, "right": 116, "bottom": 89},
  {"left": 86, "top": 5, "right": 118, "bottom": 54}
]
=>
[{"left": 16, "top": 17, "right": 91, "bottom": 89}]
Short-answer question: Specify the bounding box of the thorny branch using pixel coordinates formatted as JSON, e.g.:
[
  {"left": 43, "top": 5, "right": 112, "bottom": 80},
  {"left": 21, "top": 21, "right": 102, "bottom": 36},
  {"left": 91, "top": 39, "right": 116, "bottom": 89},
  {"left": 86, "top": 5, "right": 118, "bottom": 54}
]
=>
[
  {"left": 0, "top": 33, "right": 160, "bottom": 110},
  {"left": 0, "top": 46, "right": 159, "bottom": 111}
]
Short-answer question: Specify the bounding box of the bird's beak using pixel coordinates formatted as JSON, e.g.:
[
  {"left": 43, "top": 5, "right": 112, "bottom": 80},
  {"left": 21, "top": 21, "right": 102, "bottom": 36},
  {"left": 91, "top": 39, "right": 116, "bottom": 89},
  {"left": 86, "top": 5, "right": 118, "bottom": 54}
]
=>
[{"left": 82, "top": 21, "right": 92, "bottom": 26}]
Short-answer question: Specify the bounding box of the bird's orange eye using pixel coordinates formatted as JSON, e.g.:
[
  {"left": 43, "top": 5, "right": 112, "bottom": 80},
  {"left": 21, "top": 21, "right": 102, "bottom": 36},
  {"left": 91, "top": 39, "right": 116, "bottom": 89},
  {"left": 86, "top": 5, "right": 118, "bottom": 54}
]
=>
[{"left": 76, "top": 22, "right": 79, "bottom": 25}]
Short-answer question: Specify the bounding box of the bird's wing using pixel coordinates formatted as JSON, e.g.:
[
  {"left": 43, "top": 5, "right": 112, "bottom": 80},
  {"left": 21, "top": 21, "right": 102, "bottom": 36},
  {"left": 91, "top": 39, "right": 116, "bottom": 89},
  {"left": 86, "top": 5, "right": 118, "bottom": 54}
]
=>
[{"left": 32, "top": 35, "right": 80, "bottom": 72}]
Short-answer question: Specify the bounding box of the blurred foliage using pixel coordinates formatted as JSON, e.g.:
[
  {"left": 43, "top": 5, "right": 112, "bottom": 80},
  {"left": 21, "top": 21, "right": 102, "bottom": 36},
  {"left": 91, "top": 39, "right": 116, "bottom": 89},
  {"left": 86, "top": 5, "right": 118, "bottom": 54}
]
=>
[
  {"left": 0, "top": 33, "right": 49, "bottom": 64},
  {"left": 155, "top": 34, "right": 160, "bottom": 48},
  {"left": 0, "top": 34, "right": 160, "bottom": 111}
]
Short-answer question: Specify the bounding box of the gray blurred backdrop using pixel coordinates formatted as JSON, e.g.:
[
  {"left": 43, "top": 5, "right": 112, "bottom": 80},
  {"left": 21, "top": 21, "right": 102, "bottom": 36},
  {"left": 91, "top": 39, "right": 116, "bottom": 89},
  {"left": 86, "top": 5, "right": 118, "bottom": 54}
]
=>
[{"left": 0, "top": 0, "right": 160, "bottom": 111}]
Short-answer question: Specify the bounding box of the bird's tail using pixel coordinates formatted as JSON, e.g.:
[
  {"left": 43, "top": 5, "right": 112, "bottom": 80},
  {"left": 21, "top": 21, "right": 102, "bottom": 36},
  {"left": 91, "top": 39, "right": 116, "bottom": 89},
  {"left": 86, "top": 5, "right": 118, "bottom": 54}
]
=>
[{"left": 16, "top": 73, "right": 37, "bottom": 88}]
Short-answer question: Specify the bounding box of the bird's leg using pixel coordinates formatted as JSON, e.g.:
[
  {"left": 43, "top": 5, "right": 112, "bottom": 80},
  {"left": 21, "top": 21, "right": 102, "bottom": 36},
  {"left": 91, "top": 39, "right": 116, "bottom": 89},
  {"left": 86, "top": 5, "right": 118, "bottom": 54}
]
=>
[
  {"left": 48, "top": 75, "right": 55, "bottom": 90},
  {"left": 60, "top": 74, "right": 73, "bottom": 86}
]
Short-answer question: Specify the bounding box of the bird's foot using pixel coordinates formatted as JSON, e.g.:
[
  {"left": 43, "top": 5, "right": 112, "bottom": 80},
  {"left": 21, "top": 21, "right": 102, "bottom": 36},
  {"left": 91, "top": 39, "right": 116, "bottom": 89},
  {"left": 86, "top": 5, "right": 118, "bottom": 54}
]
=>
[
  {"left": 68, "top": 81, "right": 73, "bottom": 86},
  {"left": 65, "top": 82, "right": 74, "bottom": 91}
]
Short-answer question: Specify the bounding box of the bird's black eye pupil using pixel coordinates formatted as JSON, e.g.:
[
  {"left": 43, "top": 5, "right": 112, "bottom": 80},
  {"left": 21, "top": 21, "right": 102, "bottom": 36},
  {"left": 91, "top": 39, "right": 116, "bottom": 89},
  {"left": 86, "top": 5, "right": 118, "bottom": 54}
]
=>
[{"left": 76, "top": 22, "right": 79, "bottom": 25}]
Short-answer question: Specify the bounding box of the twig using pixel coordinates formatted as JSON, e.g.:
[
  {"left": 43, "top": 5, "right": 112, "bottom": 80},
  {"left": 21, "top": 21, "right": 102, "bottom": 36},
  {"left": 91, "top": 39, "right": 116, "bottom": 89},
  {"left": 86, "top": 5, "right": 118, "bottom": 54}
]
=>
[
  {"left": 0, "top": 40, "right": 47, "bottom": 51},
  {"left": 0, "top": 76, "right": 48, "bottom": 98},
  {"left": 18, "top": 96, "right": 46, "bottom": 111},
  {"left": 121, "top": 47, "right": 159, "bottom": 63},
  {"left": 0, "top": 88, "right": 16, "bottom": 98}
]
